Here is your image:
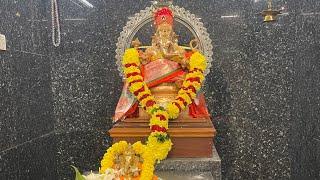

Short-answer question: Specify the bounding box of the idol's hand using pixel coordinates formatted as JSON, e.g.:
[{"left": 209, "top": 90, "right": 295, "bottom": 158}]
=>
[
  {"left": 180, "top": 57, "right": 189, "bottom": 69},
  {"left": 163, "top": 52, "right": 181, "bottom": 59},
  {"left": 190, "top": 39, "right": 199, "bottom": 52},
  {"left": 139, "top": 51, "right": 151, "bottom": 64}
]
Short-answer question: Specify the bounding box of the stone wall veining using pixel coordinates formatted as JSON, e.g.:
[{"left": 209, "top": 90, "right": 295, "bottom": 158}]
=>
[{"left": 0, "top": 0, "right": 319, "bottom": 179}]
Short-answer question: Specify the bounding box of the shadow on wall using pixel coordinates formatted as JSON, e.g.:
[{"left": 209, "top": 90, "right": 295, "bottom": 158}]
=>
[{"left": 205, "top": 65, "right": 233, "bottom": 177}]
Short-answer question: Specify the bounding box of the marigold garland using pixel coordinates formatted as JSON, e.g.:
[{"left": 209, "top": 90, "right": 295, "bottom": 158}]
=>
[{"left": 100, "top": 48, "right": 207, "bottom": 179}]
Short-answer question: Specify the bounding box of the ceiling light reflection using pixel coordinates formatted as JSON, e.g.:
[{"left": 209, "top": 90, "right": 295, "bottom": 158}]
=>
[
  {"left": 301, "top": 12, "right": 320, "bottom": 16},
  {"left": 78, "top": 0, "right": 94, "bottom": 8},
  {"left": 221, "top": 15, "right": 239, "bottom": 18}
]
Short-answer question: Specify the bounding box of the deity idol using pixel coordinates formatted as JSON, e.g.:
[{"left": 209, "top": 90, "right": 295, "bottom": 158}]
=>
[{"left": 114, "top": 7, "right": 209, "bottom": 122}]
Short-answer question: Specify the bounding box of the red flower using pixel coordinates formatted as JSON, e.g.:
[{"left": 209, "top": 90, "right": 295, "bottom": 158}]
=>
[
  {"left": 184, "top": 51, "right": 194, "bottom": 59},
  {"left": 186, "top": 77, "right": 200, "bottom": 83},
  {"left": 129, "top": 79, "right": 143, "bottom": 86},
  {"left": 151, "top": 125, "right": 167, "bottom": 132},
  {"left": 177, "top": 97, "right": 187, "bottom": 107},
  {"left": 138, "top": 94, "right": 150, "bottom": 101},
  {"left": 124, "top": 63, "right": 137, "bottom": 68},
  {"left": 156, "top": 114, "right": 166, "bottom": 121},
  {"left": 133, "top": 86, "right": 145, "bottom": 96},
  {"left": 173, "top": 102, "right": 182, "bottom": 112},
  {"left": 146, "top": 100, "right": 156, "bottom": 107},
  {"left": 126, "top": 72, "right": 140, "bottom": 78}
]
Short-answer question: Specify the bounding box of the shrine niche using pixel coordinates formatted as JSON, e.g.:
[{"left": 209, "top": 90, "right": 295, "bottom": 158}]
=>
[
  {"left": 97, "top": 1, "right": 218, "bottom": 179},
  {"left": 109, "top": 2, "right": 216, "bottom": 159}
]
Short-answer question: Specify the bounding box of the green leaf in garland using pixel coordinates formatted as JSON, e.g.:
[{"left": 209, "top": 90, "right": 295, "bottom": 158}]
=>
[
  {"left": 155, "top": 133, "right": 170, "bottom": 143},
  {"left": 71, "top": 165, "right": 86, "bottom": 180}
]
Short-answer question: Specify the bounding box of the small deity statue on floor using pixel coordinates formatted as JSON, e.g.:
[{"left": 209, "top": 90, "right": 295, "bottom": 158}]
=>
[{"left": 113, "top": 145, "right": 142, "bottom": 179}]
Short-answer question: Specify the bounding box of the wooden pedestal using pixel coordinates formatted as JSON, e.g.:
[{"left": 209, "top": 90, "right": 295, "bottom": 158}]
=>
[{"left": 109, "top": 117, "right": 216, "bottom": 158}]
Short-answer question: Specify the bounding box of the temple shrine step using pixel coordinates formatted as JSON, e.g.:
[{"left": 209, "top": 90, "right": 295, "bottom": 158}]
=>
[
  {"left": 156, "top": 171, "right": 214, "bottom": 180},
  {"left": 109, "top": 117, "right": 216, "bottom": 158},
  {"left": 155, "top": 145, "right": 221, "bottom": 180}
]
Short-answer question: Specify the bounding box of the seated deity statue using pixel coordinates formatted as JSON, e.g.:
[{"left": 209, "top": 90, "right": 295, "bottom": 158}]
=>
[{"left": 114, "top": 7, "right": 209, "bottom": 122}]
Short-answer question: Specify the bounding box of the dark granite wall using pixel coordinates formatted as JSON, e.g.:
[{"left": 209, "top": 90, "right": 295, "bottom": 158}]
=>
[
  {"left": 0, "top": 0, "right": 319, "bottom": 179},
  {"left": 0, "top": 0, "right": 56, "bottom": 179}
]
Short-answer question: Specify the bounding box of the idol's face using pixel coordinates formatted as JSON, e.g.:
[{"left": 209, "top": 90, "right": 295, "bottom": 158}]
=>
[{"left": 157, "top": 23, "right": 172, "bottom": 39}]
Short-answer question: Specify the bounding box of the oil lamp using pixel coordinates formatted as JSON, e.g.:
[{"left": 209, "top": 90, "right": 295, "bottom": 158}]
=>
[{"left": 260, "top": 0, "right": 281, "bottom": 22}]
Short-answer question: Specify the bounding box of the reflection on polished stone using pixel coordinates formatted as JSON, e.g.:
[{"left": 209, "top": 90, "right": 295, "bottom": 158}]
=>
[
  {"left": 156, "top": 171, "right": 214, "bottom": 180},
  {"left": 0, "top": 0, "right": 319, "bottom": 179}
]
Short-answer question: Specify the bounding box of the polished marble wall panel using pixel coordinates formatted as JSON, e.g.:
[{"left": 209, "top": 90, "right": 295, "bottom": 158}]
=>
[
  {"left": 54, "top": 130, "right": 110, "bottom": 179},
  {"left": 0, "top": 0, "right": 53, "bottom": 150},
  {"left": 290, "top": 1, "right": 320, "bottom": 178},
  {"left": 48, "top": 1, "right": 115, "bottom": 178},
  {"left": 0, "top": 0, "right": 55, "bottom": 178},
  {"left": 0, "top": 0, "right": 319, "bottom": 179},
  {"left": 0, "top": 133, "right": 56, "bottom": 179},
  {"left": 176, "top": 0, "right": 294, "bottom": 179}
]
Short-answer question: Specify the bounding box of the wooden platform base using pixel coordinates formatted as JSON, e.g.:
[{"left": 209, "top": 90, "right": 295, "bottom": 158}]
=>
[{"left": 109, "top": 117, "right": 216, "bottom": 158}]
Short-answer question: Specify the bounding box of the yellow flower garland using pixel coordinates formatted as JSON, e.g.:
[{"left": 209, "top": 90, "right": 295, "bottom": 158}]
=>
[{"left": 100, "top": 48, "right": 207, "bottom": 179}]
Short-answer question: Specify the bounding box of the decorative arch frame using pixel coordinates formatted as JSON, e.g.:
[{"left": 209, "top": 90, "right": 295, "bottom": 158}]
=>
[{"left": 115, "top": 5, "right": 213, "bottom": 78}]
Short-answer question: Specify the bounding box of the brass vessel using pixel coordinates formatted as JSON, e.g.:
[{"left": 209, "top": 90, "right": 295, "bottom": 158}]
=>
[
  {"left": 261, "top": 9, "right": 281, "bottom": 22},
  {"left": 260, "top": 0, "right": 281, "bottom": 22}
]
